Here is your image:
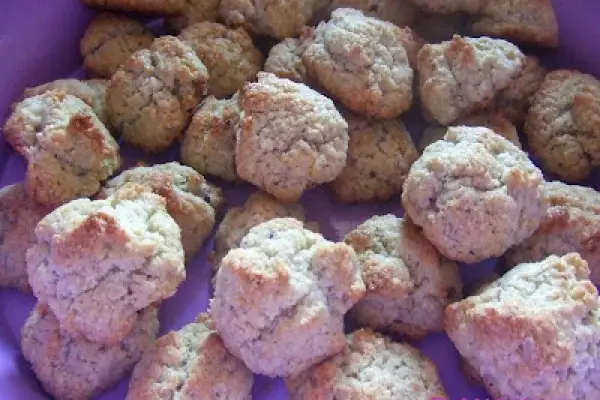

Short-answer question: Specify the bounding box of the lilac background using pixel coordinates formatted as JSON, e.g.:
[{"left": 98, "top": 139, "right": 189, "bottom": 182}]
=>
[{"left": 1, "top": 1, "right": 599, "bottom": 399}]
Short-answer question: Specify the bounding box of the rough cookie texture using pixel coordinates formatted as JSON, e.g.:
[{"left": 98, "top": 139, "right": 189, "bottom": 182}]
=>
[
  {"left": 3, "top": 91, "right": 121, "bottom": 207},
  {"left": 126, "top": 313, "right": 253, "bottom": 400},
  {"left": 98, "top": 162, "right": 223, "bottom": 260},
  {"left": 417, "top": 35, "right": 525, "bottom": 125},
  {"left": 27, "top": 185, "right": 186, "bottom": 345},
  {"left": 165, "top": 0, "right": 221, "bottom": 33},
  {"left": 211, "top": 218, "right": 366, "bottom": 377},
  {"left": 329, "top": 114, "right": 419, "bottom": 203},
  {"left": 21, "top": 304, "right": 158, "bottom": 400},
  {"left": 524, "top": 70, "right": 600, "bottom": 183},
  {"left": 236, "top": 72, "right": 349, "bottom": 202},
  {"left": 445, "top": 253, "right": 600, "bottom": 400},
  {"left": 303, "top": 8, "right": 415, "bottom": 120},
  {"left": 408, "top": 0, "right": 485, "bottom": 13},
  {"left": 402, "top": 126, "right": 546, "bottom": 263},
  {"left": 264, "top": 32, "right": 314, "bottom": 84},
  {"left": 81, "top": 0, "right": 185, "bottom": 14},
  {"left": 345, "top": 215, "right": 462, "bottom": 338},
  {"left": 179, "top": 22, "right": 263, "bottom": 98},
  {"left": 0, "top": 184, "right": 51, "bottom": 291},
  {"left": 80, "top": 13, "right": 155, "bottom": 79},
  {"left": 506, "top": 182, "right": 600, "bottom": 285},
  {"left": 286, "top": 329, "right": 448, "bottom": 400},
  {"left": 107, "top": 35, "right": 209, "bottom": 153},
  {"left": 329, "top": 0, "right": 418, "bottom": 28}
]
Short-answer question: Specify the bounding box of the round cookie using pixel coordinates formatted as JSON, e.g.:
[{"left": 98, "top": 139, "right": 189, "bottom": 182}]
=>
[
  {"left": 329, "top": 114, "right": 419, "bottom": 203},
  {"left": 27, "top": 184, "right": 186, "bottom": 345},
  {"left": 344, "top": 215, "right": 462, "bottom": 338},
  {"left": 107, "top": 35, "right": 209, "bottom": 153},
  {"left": 264, "top": 33, "right": 313, "bottom": 85},
  {"left": 524, "top": 69, "right": 600, "bottom": 183},
  {"left": 165, "top": 0, "right": 221, "bottom": 33},
  {"left": 445, "top": 253, "right": 600, "bottom": 400},
  {"left": 211, "top": 217, "right": 366, "bottom": 377},
  {"left": 81, "top": 0, "right": 185, "bottom": 14},
  {"left": 235, "top": 72, "right": 349, "bottom": 202},
  {"left": 402, "top": 126, "right": 547, "bottom": 264},
  {"left": 80, "top": 13, "right": 155, "bottom": 79},
  {"left": 21, "top": 304, "right": 158, "bottom": 400},
  {"left": 98, "top": 162, "right": 224, "bottom": 260},
  {"left": 286, "top": 329, "right": 448, "bottom": 400},
  {"left": 3, "top": 91, "right": 121, "bottom": 207},
  {"left": 126, "top": 313, "right": 253, "bottom": 400},
  {"left": 179, "top": 22, "right": 263, "bottom": 98},
  {"left": 329, "top": 0, "right": 418, "bottom": 28}
]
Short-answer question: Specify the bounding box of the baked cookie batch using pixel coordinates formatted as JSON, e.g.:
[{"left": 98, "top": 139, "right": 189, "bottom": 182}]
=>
[{"left": 1, "top": 0, "right": 600, "bottom": 399}]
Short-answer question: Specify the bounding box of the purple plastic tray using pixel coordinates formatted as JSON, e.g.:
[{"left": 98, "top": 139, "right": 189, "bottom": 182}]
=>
[{"left": 1, "top": 1, "right": 600, "bottom": 399}]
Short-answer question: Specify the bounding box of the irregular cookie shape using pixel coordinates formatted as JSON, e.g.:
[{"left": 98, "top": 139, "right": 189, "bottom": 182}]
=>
[
  {"left": 445, "top": 253, "right": 600, "bottom": 400},
  {"left": 3, "top": 91, "right": 121, "bottom": 207},
  {"left": 417, "top": 35, "right": 525, "bottom": 125},
  {"left": 211, "top": 218, "right": 366, "bottom": 377},
  {"left": 179, "top": 22, "right": 263, "bottom": 98},
  {"left": 27, "top": 185, "right": 186, "bottom": 345},
  {"left": 345, "top": 215, "right": 462, "bottom": 338},
  {"left": 80, "top": 12, "right": 155, "bottom": 79},
  {"left": 126, "top": 313, "right": 253, "bottom": 400},
  {"left": 165, "top": 0, "right": 221, "bottom": 33},
  {"left": 236, "top": 72, "right": 348, "bottom": 202},
  {"left": 402, "top": 126, "right": 546, "bottom": 264},
  {"left": 286, "top": 329, "right": 448, "bottom": 400},
  {"left": 98, "top": 162, "right": 224, "bottom": 260},
  {"left": 107, "top": 36, "right": 209, "bottom": 153},
  {"left": 81, "top": 0, "right": 185, "bottom": 14},
  {"left": 21, "top": 304, "right": 158, "bottom": 400},
  {"left": 524, "top": 70, "right": 600, "bottom": 183},
  {"left": 506, "top": 182, "right": 600, "bottom": 285},
  {"left": 264, "top": 31, "right": 314, "bottom": 84},
  {"left": 408, "top": 0, "right": 485, "bottom": 13},
  {"left": 329, "top": 0, "right": 417, "bottom": 28}
]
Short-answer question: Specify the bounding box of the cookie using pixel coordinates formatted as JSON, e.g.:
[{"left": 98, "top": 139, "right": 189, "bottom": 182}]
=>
[
  {"left": 344, "top": 215, "right": 462, "bottom": 338},
  {"left": 286, "top": 328, "right": 448, "bottom": 400},
  {"left": 329, "top": 113, "right": 419, "bottom": 203},
  {"left": 126, "top": 313, "right": 253, "bottom": 400},
  {"left": 402, "top": 126, "right": 547, "bottom": 263},
  {"left": 179, "top": 22, "right": 263, "bottom": 98},
  {"left": 98, "top": 162, "right": 224, "bottom": 260},
  {"left": 235, "top": 72, "right": 348, "bottom": 202},
  {"left": 417, "top": 35, "right": 525, "bottom": 125},
  {"left": 264, "top": 31, "right": 314, "bottom": 84},
  {"left": 21, "top": 304, "right": 158, "bottom": 400},
  {"left": 211, "top": 218, "right": 366, "bottom": 377},
  {"left": 445, "top": 253, "right": 600, "bottom": 400},
  {"left": 524, "top": 70, "right": 600, "bottom": 183},
  {"left": 165, "top": 0, "right": 221, "bottom": 33},
  {"left": 27, "top": 184, "right": 186, "bottom": 345},
  {"left": 81, "top": 0, "right": 185, "bottom": 14},
  {"left": 506, "top": 181, "right": 600, "bottom": 285},
  {"left": 3, "top": 91, "right": 121, "bottom": 207},
  {"left": 329, "top": 0, "right": 418, "bottom": 28}
]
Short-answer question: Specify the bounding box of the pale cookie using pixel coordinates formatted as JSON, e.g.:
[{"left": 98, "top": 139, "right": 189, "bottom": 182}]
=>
[
  {"left": 22, "top": 304, "right": 158, "bottom": 400},
  {"left": 107, "top": 35, "right": 209, "bottom": 153},
  {"left": 506, "top": 181, "right": 600, "bottom": 285},
  {"left": 235, "top": 72, "right": 348, "bottom": 202},
  {"left": 98, "top": 162, "right": 224, "bottom": 260},
  {"left": 286, "top": 329, "right": 448, "bottom": 400},
  {"left": 211, "top": 218, "right": 366, "bottom": 377},
  {"left": 165, "top": 0, "right": 221, "bottom": 33},
  {"left": 412, "top": 12, "right": 469, "bottom": 43},
  {"left": 81, "top": 0, "right": 185, "bottom": 14},
  {"left": 179, "top": 22, "right": 263, "bottom": 98},
  {"left": 264, "top": 30, "right": 314, "bottom": 84},
  {"left": 402, "top": 126, "right": 546, "bottom": 264},
  {"left": 524, "top": 70, "right": 600, "bottom": 183},
  {"left": 329, "top": 114, "right": 419, "bottom": 203},
  {"left": 408, "top": 0, "right": 485, "bottom": 14},
  {"left": 329, "top": 0, "right": 418, "bottom": 28},
  {"left": 417, "top": 35, "right": 525, "bottom": 125},
  {"left": 80, "top": 12, "right": 155, "bottom": 79},
  {"left": 3, "top": 91, "right": 121, "bottom": 207},
  {"left": 126, "top": 313, "right": 253, "bottom": 400},
  {"left": 345, "top": 215, "right": 462, "bottom": 338},
  {"left": 27, "top": 185, "right": 186, "bottom": 345},
  {"left": 445, "top": 253, "right": 600, "bottom": 400}
]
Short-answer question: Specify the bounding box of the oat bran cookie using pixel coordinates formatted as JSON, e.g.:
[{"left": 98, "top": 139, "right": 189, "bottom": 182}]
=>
[
  {"left": 3, "top": 91, "right": 121, "bottom": 207},
  {"left": 27, "top": 184, "right": 186, "bottom": 345},
  {"left": 264, "top": 31, "right": 314, "bottom": 84},
  {"left": 329, "top": 0, "right": 418, "bottom": 28},
  {"left": 22, "top": 304, "right": 158, "bottom": 400},
  {"left": 211, "top": 218, "right": 366, "bottom": 377},
  {"left": 402, "top": 126, "right": 546, "bottom": 264},
  {"left": 235, "top": 72, "right": 348, "bottom": 202},
  {"left": 165, "top": 0, "right": 221, "bottom": 33},
  {"left": 107, "top": 35, "right": 209, "bottom": 153},
  {"left": 81, "top": 0, "right": 185, "bottom": 14},
  {"left": 445, "top": 253, "right": 600, "bottom": 400},
  {"left": 126, "top": 313, "right": 253, "bottom": 400},
  {"left": 286, "top": 328, "right": 448, "bottom": 400}
]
